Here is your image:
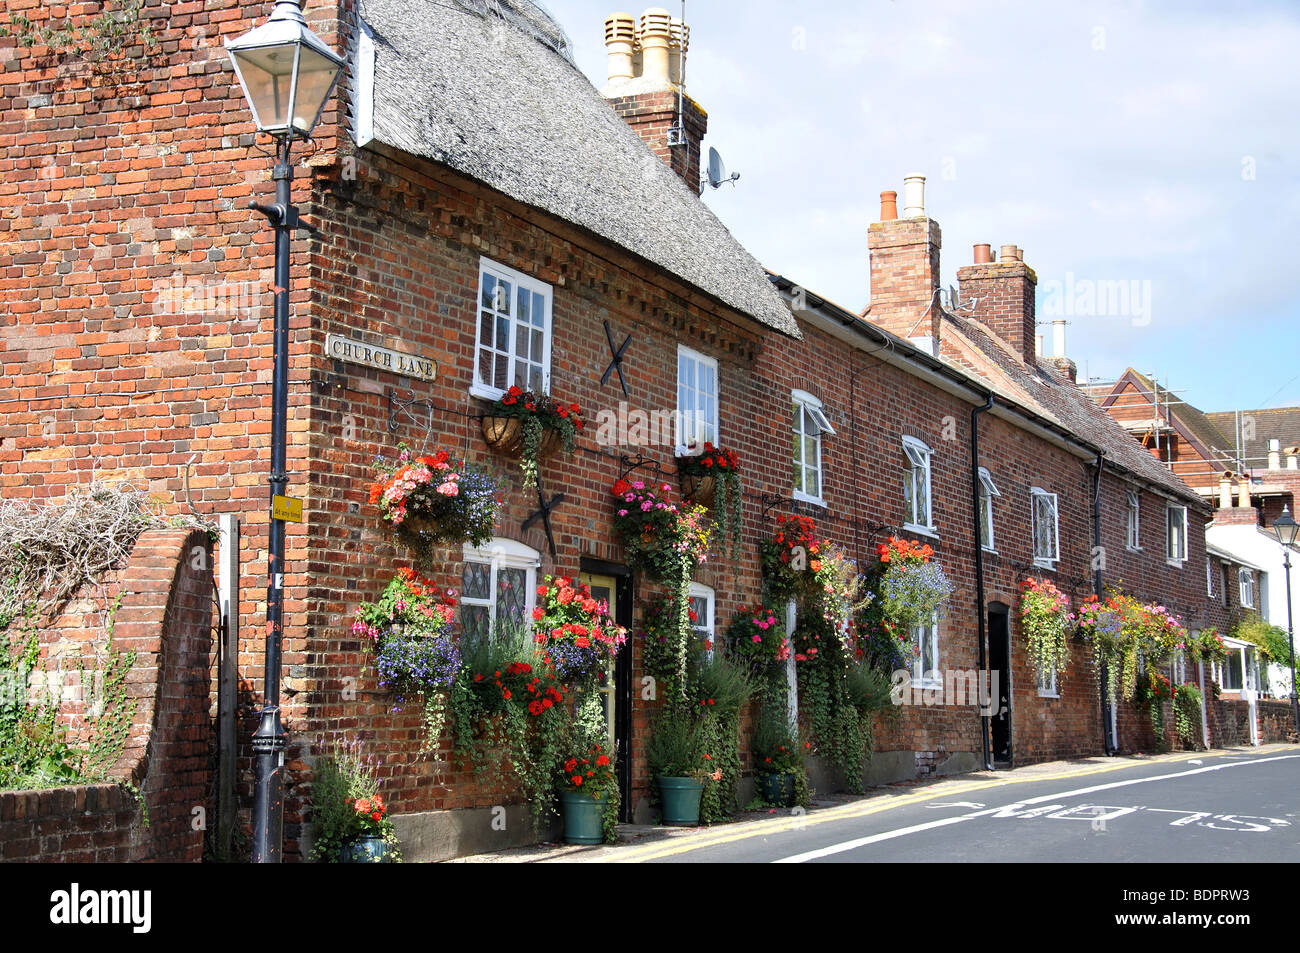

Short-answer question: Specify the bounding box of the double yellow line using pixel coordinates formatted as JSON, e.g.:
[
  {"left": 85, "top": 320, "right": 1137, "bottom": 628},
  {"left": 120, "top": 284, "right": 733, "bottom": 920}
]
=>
[{"left": 589, "top": 746, "right": 1285, "bottom": 863}]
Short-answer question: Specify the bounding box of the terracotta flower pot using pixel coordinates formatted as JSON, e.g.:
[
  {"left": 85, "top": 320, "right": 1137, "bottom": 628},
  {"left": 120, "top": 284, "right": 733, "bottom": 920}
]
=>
[{"left": 680, "top": 472, "right": 716, "bottom": 506}]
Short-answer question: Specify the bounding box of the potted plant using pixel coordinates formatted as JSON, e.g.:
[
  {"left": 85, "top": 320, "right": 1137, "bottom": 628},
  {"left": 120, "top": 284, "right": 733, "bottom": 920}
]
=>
[
  {"left": 1018, "top": 577, "right": 1072, "bottom": 688},
  {"left": 308, "top": 743, "right": 402, "bottom": 863},
  {"left": 481, "top": 386, "right": 583, "bottom": 487},
  {"left": 676, "top": 442, "right": 743, "bottom": 561},
  {"left": 725, "top": 605, "right": 789, "bottom": 677},
  {"left": 353, "top": 567, "right": 461, "bottom": 751},
  {"left": 646, "top": 710, "right": 717, "bottom": 826},
  {"left": 872, "top": 536, "right": 954, "bottom": 628},
  {"left": 556, "top": 742, "right": 617, "bottom": 844},
  {"left": 531, "top": 575, "right": 627, "bottom": 688},
  {"left": 751, "top": 714, "right": 803, "bottom": 807},
  {"left": 369, "top": 443, "right": 500, "bottom": 564}
]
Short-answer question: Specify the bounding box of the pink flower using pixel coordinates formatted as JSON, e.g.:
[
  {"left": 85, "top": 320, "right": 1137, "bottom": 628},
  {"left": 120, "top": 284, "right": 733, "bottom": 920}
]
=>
[{"left": 437, "top": 482, "right": 459, "bottom": 496}]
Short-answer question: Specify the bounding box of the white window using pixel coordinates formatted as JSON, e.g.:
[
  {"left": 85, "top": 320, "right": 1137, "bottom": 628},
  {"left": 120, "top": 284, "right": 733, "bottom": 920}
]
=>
[
  {"left": 910, "top": 617, "right": 939, "bottom": 688},
  {"left": 1172, "top": 646, "right": 1187, "bottom": 685},
  {"left": 978, "top": 467, "right": 1000, "bottom": 551},
  {"left": 1031, "top": 487, "right": 1059, "bottom": 567},
  {"left": 1239, "top": 568, "right": 1255, "bottom": 609},
  {"left": 1206, "top": 558, "right": 1214, "bottom": 597},
  {"left": 792, "top": 389, "right": 833, "bottom": 504},
  {"left": 1166, "top": 504, "right": 1188, "bottom": 564},
  {"left": 1037, "top": 660, "right": 1058, "bottom": 697},
  {"left": 902, "top": 436, "right": 933, "bottom": 532},
  {"left": 688, "top": 582, "right": 715, "bottom": 656},
  {"left": 460, "top": 538, "right": 541, "bottom": 644},
  {"left": 472, "top": 258, "right": 552, "bottom": 400},
  {"left": 676, "top": 346, "right": 718, "bottom": 452},
  {"left": 1125, "top": 490, "right": 1141, "bottom": 551},
  {"left": 1219, "top": 649, "right": 1244, "bottom": 692}
]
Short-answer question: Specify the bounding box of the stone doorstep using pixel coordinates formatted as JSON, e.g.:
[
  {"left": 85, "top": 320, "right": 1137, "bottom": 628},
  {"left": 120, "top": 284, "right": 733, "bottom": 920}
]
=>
[{"left": 442, "top": 744, "right": 1294, "bottom": 863}]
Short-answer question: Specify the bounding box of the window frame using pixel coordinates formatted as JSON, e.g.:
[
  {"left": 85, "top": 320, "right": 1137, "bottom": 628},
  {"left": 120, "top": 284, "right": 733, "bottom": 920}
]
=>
[
  {"left": 792, "top": 389, "right": 830, "bottom": 506},
  {"left": 1125, "top": 489, "right": 1142, "bottom": 551},
  {"left": 1030, "top": 487, "right": 1060, "bottom": 569},
  {"left": 1206, "top": 557, "right": 1215, "bottom": 598},
  {"left": 1166, "top": 504, "right": 1188, "bottom": 566},
  {"left": 1238, "top": 567, "right": 1255, "bottom": 609},
  {"left": 910, "top": 616, "right": 940, "bottom": 690},
  {"left": 675, "top": 345, "right": 719, "bottom": 454},
  {"left": 688, "top": 582, "right": 716, "bottom": 657},
  {"left": 470, "top": 257, "right": 554, "bottom": 401},
  {"left": 978, "top": 466, "right": 1000, "bottom": 552},
  {"left": 1037, "top": 659, "right": 1059, "bottom": 698},
  {"left": 902, "top": 435, "right": 935, "bottom": 535},
  {"left": 460, "top": 538, "right": 542, "bottom": 644}
]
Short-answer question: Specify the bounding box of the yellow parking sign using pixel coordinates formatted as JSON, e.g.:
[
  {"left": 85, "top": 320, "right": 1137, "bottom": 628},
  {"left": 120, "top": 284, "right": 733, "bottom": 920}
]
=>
[{"left": 272, "top": 495, "right": 303, "bottom": 523}]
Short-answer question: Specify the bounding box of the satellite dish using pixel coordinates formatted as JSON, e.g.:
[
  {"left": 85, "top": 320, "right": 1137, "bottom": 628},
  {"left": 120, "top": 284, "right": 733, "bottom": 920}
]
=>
[{"left": 703, "top": 146, "right": 740, "bottom": 190}]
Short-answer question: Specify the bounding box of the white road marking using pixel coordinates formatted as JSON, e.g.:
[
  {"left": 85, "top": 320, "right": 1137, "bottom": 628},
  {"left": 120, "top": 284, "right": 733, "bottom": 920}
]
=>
[
  {"left": 773, "top": 753, "right": 1300, "bottom": 863},
  {"left": 926, "top": 801, "right": 986, "bottom": 810}
]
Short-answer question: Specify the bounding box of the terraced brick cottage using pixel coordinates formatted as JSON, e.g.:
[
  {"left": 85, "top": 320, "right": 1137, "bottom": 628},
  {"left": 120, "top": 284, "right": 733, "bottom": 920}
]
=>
[{"left": 0, "top": 0, "right": 1248, "bottom": 861}]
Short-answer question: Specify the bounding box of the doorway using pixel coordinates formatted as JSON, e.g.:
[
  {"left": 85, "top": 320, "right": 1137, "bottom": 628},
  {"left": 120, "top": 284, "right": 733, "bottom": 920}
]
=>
[
  {"left": 988, "top": 603, "right": 1012, "bottom": 764},
  {"left": 578, "top": 562, "right": 633, "bottom": 821}
]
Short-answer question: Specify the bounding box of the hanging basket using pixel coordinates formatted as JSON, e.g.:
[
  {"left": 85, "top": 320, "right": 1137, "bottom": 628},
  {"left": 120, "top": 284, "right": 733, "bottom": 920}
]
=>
[
  {"left": 680, "top": 473, "right": 716, "bottom": 506},
  {"left": 481, "top": 415, "right": 564, "bottom": 460}
]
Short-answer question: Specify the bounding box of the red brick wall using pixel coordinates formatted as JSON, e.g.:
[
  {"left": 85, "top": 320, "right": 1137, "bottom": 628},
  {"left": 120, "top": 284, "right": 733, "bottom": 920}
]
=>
[
  {"left": 606, "top": 89, "right": 707, "bottom": 191},
  {"left": 866, "top": 217, "right": 942, "bottom": 342},
  {"left": 0, "top": 528, "right": 214, "bottom": 862}
]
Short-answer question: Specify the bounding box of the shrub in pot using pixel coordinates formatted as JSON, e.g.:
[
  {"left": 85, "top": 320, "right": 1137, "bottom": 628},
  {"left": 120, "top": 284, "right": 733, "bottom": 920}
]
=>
[
  {"left": 308, "top": 743, "right": 401, "bottom": 863},
  {"left": 646, "top": 710, "right": 716, "bottom": 826}
]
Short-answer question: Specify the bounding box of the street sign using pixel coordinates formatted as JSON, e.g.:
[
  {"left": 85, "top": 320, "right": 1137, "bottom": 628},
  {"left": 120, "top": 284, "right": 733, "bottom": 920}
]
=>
[{"left": 272, "top": 495, "right": 303, "bottom": 523}]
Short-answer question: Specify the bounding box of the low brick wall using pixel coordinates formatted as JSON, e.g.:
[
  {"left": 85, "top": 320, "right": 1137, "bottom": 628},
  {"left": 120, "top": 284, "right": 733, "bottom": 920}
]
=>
[{"left": 0, "top": 529, "right": 213, "bottom": 863}]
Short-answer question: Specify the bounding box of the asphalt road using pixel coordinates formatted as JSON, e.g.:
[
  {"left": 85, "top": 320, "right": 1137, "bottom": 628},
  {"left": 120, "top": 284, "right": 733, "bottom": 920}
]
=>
[{"left": 611, "top": 746, "right": 1300, "bottom": 863}]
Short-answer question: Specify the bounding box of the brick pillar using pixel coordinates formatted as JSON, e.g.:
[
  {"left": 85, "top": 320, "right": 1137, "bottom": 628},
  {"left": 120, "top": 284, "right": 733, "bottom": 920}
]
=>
[
  {"left": 957, "top": 250, "right": 1038, "bottom": 365},
  {"left": 866, "top": 192, "right": 943, "bottom": 343}
]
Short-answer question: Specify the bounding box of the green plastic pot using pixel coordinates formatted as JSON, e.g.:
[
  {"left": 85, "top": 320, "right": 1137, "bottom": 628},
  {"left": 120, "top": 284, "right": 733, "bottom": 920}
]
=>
[
  {"left": 757, "top": 772, "right": 795, "bottom": 807},
  {"left": 559, "top": 789, "right": 606, "bottom": 845},
  {"left": 657, "top": 776, "right": 704, "bottom": 825},
  {"left": 337, "top": 834, "right": 391, "bottom": 863}
]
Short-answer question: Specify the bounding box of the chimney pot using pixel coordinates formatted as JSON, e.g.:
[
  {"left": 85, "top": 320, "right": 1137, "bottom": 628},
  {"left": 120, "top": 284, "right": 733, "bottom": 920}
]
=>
[
  {"left": 902, "top": 174, "right": 926, "bottom": 217},
  {"left": 1052, "top": 319, "right": 1066, "bottom": 358},
  {"left": 639, "top": 8, "right": 672, "bottom": 84},
  {"left": 604, "top": 13, "right": 638, "bottom": 82},
  {"left": 668, "top": 17, "right": 689, "bottom": 85},
  {"left": 1218, "top": 473, "right": 1232, "bottom": 509},
  {"left": 1268, "top": 439, "right": 1281, "bottom": 470},
  {"left": 1288, "top": 455, "right": 1298, "bottom": 470},
  {"left": 973, "top": 243, "right": 992, "bottom": 264},
  {"left": 1238, "top": 477, "right": 1251, "bottom": 508},
  {"left": 879, "top": 190, "right": 898, "bottom": 221},
  {"left": 1000, "top": 244, "right": 1017, "bottom": 262}
]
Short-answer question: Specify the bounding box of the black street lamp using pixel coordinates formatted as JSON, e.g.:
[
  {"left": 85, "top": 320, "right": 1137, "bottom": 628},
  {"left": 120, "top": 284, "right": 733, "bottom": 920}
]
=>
[
  {"left": 226, "top": 0, "right": 343, "bottom": 864},
  {"left": 1271, "top": 506, "right": 1300, "bottom": 737}
]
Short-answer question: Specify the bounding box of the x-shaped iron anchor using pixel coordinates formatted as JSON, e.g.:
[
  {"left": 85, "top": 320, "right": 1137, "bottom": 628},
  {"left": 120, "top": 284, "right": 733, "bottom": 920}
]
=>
[
  {"left": 522, "top": 478, "right": 566, "bottom": 559},
  {"left": 601, "top": 319, "right": 632, "bottom": 397}
]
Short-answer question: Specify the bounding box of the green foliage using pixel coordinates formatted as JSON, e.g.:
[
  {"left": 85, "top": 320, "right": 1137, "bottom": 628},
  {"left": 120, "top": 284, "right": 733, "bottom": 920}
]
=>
[
  {"left": 1173, "top": 683, "right": 1203, "bottom": 746},
  {"left": 645, "top": 708, "right": 707, "bottom": 780},
  {"left": 1231, "top": 613, "right": 1293, "bottom": 667},
  {"left": 308, "top": 743, "right": 402, "bottom": 863},
  {"left": 1, "top": 595, "right": 138, "bottom": 794},
  {"left": 1018, "top": 577, "right": 1072, "bottom": 687},
  {"left": 687, "top": 652, "right": 754, "bottom": 822},
  {"left": 0, "top": 1, "right": 157, "bottom": 65}
]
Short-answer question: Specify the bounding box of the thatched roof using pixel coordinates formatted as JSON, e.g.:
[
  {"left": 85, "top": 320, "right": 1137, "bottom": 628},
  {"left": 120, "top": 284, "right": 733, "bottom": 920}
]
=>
[{"left": 353, "top": 0, "right": 800, "bottom": 337}]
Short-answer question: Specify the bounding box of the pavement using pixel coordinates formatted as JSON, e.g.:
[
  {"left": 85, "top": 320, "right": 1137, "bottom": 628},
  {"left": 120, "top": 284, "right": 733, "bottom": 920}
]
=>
[{"left": 448, "top": 743, "right": 1300, "bottom": 863}]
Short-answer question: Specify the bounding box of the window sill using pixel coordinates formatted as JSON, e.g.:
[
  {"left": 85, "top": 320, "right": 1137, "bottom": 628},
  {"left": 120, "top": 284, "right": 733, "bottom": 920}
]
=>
[
  {"left": 470, "top": 381, "right": 506, "bottom": 402},
  {"left": 1166, "top": 558, "right": 1186, "bottom": 569},
  {"left": 1032, "top": 558, "right": 1059, "bottom": 571},
  {"left": 981, "top": 545, "right": 998, "bottom": 555},
  {"left": 1126, "top": 545, "right": 1143, "bottom": 554},
  {"left": 793, "top": 491, "right": 827, "bottom": 508},
  {"left": 1037, "top": 689, "right": 1060, "bottom": 699},
  {"left": 903, "top": 523, "right": 939, "bottom": 540}
]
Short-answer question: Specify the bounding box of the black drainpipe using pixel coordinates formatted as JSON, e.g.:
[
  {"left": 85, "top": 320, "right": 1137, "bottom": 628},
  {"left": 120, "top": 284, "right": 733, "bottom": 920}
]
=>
[
  {"left": 1093, "top": 451, "right": 1116, "bottom": 755},
  {"left": 971, "top": 392, "right": 995, "bottom": 770}
]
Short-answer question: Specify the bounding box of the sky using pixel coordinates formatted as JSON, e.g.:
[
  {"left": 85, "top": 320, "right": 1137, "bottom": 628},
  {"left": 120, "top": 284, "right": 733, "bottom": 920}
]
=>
[{"left": 541, "top": 0, "right": 1300, "bottom": 413}]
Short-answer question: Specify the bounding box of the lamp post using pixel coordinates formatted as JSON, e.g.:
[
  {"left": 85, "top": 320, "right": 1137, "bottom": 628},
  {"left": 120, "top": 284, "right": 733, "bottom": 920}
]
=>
[
  {"left": 226, "top": 0, "right": 343, "bottom": 863},
  {"left": 1271, "top": 506, "right": 1300, "bottom": 737}
]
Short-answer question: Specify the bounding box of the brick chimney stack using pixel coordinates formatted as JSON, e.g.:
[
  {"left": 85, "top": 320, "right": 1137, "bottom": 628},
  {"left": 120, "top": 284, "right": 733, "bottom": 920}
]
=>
[
  {"left": 602, "top": 9, "right": 706, "bottom": 191},
  {"left": 865, "top": 175, "right": 943, "bottom": 348},
  {"left": 957, "top": 243, "right": 1038, "bottom": 366}
]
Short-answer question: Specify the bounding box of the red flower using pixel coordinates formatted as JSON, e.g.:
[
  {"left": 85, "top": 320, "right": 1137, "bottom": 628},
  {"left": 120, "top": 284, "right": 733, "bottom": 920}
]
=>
[
  {"left": 572, "top": 775, "right": 583, "bottom": 786},
  {"left": 371, "top": 812, "right": 382, "bottom": 823},
  {"left": 508, "top": 385, "right": 522, "bottom": 396}
]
